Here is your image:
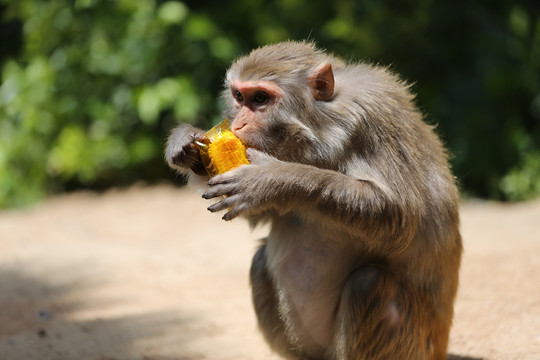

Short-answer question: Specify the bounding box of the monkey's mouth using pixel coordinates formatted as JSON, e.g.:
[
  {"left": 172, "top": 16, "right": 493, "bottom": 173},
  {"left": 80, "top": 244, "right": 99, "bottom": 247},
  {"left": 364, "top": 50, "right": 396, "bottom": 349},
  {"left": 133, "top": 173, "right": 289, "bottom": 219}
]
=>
[
  {"left": 234, "top": 122, "right": 247, "bottom": 131},
  {"left": 231, "top": 120, "right": 248, "bottom": 135}
]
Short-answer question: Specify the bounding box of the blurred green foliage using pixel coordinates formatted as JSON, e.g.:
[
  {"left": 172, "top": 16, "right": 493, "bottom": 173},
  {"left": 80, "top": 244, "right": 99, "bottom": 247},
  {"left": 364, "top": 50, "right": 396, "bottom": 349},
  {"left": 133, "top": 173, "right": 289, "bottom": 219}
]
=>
[{"left": 0, "top": 0, "right": 539, "bottom": 207}]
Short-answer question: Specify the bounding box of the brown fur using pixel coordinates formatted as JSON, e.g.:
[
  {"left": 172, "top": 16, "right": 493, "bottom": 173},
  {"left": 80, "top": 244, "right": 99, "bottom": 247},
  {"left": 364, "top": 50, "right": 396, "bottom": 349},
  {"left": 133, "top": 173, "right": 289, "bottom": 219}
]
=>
[{"left": 165, "top": 41, "right": 462, "bottom": 360}]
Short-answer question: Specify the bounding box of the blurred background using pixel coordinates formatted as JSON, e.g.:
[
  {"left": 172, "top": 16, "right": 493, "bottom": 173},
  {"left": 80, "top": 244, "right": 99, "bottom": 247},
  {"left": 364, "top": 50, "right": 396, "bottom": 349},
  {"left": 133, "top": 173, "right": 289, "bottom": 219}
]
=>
[{"left": 1, "top": 0, "right": 539, "bottom": 209}]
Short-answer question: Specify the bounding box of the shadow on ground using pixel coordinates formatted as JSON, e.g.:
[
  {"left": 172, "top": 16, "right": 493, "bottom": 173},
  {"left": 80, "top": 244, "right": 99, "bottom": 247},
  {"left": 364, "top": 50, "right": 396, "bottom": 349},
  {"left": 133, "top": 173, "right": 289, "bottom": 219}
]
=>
[
  {"left": 0, "top": 266, "right": 200, "bottom": 360},
  {"left": 0, "top": 266, "right": 487, "bottom": 360},
  {"left": 448, "top": 354, "right": 485, "bottom": 360}
]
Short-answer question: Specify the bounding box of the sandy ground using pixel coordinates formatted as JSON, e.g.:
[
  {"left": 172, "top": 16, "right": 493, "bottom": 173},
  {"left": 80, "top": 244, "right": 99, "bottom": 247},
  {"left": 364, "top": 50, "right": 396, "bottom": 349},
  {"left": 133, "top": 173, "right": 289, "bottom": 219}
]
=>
[{"left": 0, "top": 184, "right": 539, "bottom": 360}]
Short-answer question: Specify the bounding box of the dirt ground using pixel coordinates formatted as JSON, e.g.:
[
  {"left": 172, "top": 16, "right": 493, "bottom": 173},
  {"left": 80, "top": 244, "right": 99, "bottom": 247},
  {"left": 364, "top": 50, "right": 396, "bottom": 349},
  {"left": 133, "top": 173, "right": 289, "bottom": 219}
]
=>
[{"left": 0, "top": 184, "right": 538, "bottom": 360}]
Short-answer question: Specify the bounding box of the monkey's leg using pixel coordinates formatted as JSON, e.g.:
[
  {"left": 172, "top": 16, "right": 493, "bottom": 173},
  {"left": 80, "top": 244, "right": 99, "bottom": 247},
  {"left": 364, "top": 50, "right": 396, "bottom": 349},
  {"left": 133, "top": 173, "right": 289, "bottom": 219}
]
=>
[
  {"left": 250, "top": 244, "right": 306, "bottom": 360},
  {"left": 332, "top": 266, "right": 437, "bottom": 360}
]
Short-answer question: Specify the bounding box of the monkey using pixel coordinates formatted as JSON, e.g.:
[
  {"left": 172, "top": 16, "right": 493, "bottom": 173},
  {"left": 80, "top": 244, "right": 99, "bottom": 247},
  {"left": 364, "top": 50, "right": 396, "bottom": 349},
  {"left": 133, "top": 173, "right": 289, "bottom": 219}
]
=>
[{"left": 165, "top": 41, "right": 462, "bottom": 360}]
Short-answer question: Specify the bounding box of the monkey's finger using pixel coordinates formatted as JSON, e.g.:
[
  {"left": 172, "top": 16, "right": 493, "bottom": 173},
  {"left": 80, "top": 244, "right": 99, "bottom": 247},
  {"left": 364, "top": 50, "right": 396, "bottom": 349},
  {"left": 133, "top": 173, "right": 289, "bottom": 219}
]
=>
[
  {"left": 222, "top": 203, "right": 246, "bottom": 221},
  {"left": 190, "top": 132, "right": 207, "bottom": 144},
  {"left": 207, "top": 173, "right": 236, "bottom": 187},
  {"left": 207, "top": 195, "right": 239, "bottom": 213},
  {"left": 202, "top": 183, "right": 237, "bottom": 199},
  {"left": 183, "top": 140, "right": 200, "bottom": 157}
]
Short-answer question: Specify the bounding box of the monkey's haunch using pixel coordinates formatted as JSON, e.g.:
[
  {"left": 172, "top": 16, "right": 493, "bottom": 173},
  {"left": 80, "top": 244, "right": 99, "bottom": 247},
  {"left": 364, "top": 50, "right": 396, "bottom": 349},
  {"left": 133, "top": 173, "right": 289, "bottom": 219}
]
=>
[{"left": 196, "top": 119, "right": 250, "bottom": 176}]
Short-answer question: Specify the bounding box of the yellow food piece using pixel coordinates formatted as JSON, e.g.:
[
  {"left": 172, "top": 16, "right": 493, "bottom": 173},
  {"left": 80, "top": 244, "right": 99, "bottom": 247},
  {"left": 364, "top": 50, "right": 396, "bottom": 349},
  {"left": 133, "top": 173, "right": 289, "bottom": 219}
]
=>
[
  {"left": 207, "top": 130, "right": 249, "bottom": 175},
  {"left": 196, "top": 119, "right": 249, "bottom": 177}
]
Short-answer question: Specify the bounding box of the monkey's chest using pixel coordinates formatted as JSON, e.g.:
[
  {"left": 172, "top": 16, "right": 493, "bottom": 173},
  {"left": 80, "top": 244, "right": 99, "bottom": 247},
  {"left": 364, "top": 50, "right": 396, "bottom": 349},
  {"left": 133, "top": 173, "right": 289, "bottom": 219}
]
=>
[{"left": 266, "top": 227, "right": 353, "bottom": 350}]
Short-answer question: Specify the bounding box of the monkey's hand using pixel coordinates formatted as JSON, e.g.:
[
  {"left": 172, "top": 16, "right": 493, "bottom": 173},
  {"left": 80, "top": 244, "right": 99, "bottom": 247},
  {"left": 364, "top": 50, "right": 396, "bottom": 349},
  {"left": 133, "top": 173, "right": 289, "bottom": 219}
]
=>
[
  {"left": 203, "top": 149, "right": 286, "bottom": 220},
  {"left": 165, "top": 123, "right": 207, "bottom": 176}
]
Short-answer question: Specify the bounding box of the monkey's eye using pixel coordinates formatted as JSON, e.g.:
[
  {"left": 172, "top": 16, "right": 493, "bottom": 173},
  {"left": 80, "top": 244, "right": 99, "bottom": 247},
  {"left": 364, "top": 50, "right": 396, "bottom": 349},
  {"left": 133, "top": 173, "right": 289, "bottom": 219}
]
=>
[
  {"left": 233, "top": 89, "right": 244, "bottom": 102},
  {"left": 253, "top": 91, "right": 269, "bottom": 104}
]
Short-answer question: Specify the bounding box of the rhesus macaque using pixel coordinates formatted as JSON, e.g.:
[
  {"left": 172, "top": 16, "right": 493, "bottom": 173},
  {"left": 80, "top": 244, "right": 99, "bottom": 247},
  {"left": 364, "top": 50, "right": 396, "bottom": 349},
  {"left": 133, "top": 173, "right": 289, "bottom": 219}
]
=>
[{"left": 166, "top": 41, "right": 462, "bottom": 360}]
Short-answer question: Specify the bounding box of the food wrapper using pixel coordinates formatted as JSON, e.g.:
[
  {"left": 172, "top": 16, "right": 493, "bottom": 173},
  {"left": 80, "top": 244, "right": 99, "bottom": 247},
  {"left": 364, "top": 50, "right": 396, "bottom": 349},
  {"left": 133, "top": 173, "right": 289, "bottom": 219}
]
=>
[{"left": 195, "top": 119, "right": 250, "bottom": 177}]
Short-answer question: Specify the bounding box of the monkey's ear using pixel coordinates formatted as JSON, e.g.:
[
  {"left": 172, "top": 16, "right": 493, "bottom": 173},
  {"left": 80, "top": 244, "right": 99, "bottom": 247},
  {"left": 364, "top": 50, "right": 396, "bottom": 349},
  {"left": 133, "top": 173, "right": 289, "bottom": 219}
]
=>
[{"left": 308, "top": 63, "right": 334, "bottom": 101}]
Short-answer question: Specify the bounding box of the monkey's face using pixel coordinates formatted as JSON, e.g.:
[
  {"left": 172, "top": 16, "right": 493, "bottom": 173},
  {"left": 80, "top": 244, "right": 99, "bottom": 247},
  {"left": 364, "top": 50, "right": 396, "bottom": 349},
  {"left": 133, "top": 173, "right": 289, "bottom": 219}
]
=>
[
  {"left": 223, "top": 79, "right": 331, "bottom": 165},
  {"left": 225, "top": 79, "right": 289, "bottom": 156},
  {"left": 223, "top": 58, "right": 337, "bottom": 165}
]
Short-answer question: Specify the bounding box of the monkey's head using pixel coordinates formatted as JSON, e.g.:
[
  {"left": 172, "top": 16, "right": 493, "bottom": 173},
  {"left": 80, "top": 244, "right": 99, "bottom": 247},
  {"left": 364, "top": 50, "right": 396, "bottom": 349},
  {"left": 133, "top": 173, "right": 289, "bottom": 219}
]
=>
[{"left": 222, "top": 41, "right": 346, "bottom": 166}]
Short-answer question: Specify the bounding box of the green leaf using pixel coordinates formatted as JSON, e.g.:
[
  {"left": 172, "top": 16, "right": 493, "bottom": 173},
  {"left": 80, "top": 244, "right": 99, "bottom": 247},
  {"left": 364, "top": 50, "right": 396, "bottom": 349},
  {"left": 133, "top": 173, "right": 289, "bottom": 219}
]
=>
[
  {"left": 158, "top": 1, "right": 189, "bottom": 25},
  {"left": 137, "top": 87, "right": 161, "bottom": 125}
]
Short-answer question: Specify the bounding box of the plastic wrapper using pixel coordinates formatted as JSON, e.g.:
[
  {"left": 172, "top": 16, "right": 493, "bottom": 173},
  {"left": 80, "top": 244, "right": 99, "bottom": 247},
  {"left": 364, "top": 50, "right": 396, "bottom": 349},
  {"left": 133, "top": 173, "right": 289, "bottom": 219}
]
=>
[{"left": 195, "top": 119, "right": 250, "bottom": 177}]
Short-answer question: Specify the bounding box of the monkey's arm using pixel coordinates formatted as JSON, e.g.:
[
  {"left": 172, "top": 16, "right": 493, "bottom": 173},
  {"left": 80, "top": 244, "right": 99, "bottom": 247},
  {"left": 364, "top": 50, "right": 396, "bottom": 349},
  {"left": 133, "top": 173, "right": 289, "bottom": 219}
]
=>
[{"left": 203, "top": 149, "right": 417, "bottom": 253}]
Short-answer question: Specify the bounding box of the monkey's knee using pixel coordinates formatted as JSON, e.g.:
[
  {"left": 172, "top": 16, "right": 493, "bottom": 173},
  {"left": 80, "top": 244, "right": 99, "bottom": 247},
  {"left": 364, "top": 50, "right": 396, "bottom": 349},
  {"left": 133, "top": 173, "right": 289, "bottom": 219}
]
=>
[
  {"left": 250, "top": 244, "right": 274, "bottom": 321},
  {"left": 344, "top": 267, "right": 390, "bottom": 304},
  {"left": 250, "top": 244, "right": 268, "bottom": 285},
  {"left": 336, "top": 268, "right": 401, "bottom": 351},
  {"left": 250, "top": 244, "right": 281, "bottom": 320},
  {"left": 347, "top": 266, "right": 381, "bottom": 293},
  {"left": 250, "top": 244, "right": 283, "bottom": 327},
  {"left": 250, "top": 244, "right": 299, "bottom": 358},
  {"left": 335, "top": 268, "right": 434, "bottom": 359},
  {"left": 346, "top": 266, "right": 401, "bottom": 324}
]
